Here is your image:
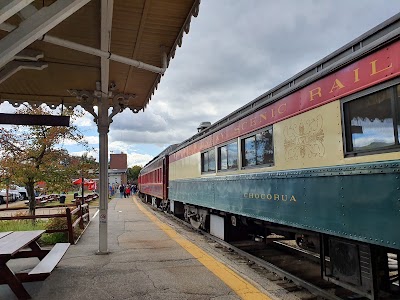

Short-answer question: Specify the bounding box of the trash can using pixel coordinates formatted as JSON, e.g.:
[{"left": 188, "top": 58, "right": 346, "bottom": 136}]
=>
[{"left": 59, "top": 195, "right": 66, "bottom": 204}]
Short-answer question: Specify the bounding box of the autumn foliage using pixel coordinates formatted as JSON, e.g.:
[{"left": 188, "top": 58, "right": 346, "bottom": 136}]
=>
[{"left": 0, "top": 105, "right": 94, "bottom": 214}]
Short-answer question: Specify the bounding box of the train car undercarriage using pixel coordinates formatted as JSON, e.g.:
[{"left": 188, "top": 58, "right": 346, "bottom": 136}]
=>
[{"left": 163, "top": 199, "right": 399, "bottom": 300}]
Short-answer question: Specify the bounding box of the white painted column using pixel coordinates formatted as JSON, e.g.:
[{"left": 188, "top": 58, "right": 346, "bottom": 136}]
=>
[{"left": 97, "top": 96, "right": 109, "bottom": 254}]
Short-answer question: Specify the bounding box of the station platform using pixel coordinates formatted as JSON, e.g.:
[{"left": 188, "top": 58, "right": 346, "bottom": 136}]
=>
[{"left": 1, "top": 196, "right": 288, "bottom": 300}]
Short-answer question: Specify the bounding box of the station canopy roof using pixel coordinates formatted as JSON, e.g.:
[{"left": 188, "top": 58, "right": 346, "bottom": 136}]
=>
[{"left": 0, "top": 0, "right": 200, "bottom": 114}]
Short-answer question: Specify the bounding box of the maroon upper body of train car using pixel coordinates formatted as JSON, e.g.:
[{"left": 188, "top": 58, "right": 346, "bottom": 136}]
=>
[{"left": 138, "top": 145, "right": 178, "bottom": 206}]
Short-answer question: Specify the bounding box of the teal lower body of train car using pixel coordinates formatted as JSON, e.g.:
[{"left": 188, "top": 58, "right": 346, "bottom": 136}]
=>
[{"left": 169, "top": 160, "right": 400, "bottom": 251}]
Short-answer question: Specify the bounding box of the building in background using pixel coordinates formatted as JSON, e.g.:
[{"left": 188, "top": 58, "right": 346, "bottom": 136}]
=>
[{"left": 108, "top": 153, "right": 127, "bottom": 185}]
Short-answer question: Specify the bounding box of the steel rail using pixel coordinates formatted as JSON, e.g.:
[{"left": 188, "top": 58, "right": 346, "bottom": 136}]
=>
[{"left": 272, "top": 240, "right": 321, "bottom": 264}]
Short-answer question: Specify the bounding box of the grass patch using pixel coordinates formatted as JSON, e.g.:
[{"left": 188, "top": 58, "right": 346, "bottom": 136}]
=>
[
  {"left": 0, "top": 209, "right": 81, "bottom": 245},
  {"left": 0, "top": 219, "right": 47, "bottom": 231}
]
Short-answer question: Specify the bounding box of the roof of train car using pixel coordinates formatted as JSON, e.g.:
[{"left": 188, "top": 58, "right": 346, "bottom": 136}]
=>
[
  {"left": 169, "top": 12, "right": 400, "bottom": 155},
  {"left": 140, "top": 143, "right": 179, "bottom": 171}
]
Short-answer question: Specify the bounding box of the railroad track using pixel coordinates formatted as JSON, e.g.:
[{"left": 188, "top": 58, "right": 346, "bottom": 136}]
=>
[
  {"left": 145, "top": 205, "right": 400, "bottom": 300},
  {"left": 203, "top": 233, "right": 353, "bottom": 300}
]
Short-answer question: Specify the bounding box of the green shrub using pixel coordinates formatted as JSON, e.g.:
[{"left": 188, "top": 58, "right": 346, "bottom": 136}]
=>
[
  {"left": 0, "top": 209, "right": 84, "bottom": 245},
  {"left": 41, "top": 217, "right": 69, "bottom": 244},
  {"left": 40, "top": 210, "right": 83, "bottom": 245}
]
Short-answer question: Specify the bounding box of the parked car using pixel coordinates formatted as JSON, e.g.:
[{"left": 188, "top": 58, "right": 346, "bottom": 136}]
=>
[
  {"left": 15, "top": 185, "right": 28, "bottom": 200},
  {"left": 0, "top": 188, "right": 21, "bottom": 204}
]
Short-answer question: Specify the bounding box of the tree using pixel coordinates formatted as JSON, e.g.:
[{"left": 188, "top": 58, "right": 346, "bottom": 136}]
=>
[
  {"left": 0, "top": 105, "right": 91, "bottom": 215},
  {"left": 127, "top": 165, "right": 142, "bottom": 182}
]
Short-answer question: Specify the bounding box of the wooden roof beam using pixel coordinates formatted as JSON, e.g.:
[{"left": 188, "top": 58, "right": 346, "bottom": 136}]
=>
[
  {"left": 0, "top": 61, "right": 47, "bottom": 85},
  {"left": 0, "top": 0, "right": 91, "bottom": 69},
  {"left": 0, "top": 0, "right": 34, "bottom": 25},
  {"left": 0, "top": 22, "right": 167, "bottom": 75}
]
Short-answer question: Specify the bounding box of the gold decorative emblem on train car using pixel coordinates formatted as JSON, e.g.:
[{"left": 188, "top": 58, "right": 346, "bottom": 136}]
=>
[
  {"left": 284, "top": 115, "right": 325, "bottom": 161},
  {"left": 243, "top": 193, "right": 297, "bottom": 202}
]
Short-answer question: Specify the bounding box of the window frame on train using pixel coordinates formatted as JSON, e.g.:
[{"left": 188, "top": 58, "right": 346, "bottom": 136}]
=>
[
  {"left": 201, "top": 148, "right": 216, "bottom": 173},
  {"left": 240, "top": 126, "right": 274, "bottom": 169},
  {"left": 342, "top": 79, "right": 400, "bottom": 156},
  {"left": 217, "top": 139, "right": 239, "bottom": 172}
]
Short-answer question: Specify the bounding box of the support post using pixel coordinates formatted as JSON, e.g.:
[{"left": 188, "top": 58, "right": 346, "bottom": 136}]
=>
[
  {"left": 97, "top": 96, "right": 109, "bottom": 254},
  {"left": 66, "top": 207, "right": 74, "bottom": 245}
]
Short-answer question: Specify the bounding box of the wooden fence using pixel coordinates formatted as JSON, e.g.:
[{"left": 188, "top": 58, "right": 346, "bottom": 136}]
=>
[{"left": 0, "top": 202, "right": 90, "bottom": 244}]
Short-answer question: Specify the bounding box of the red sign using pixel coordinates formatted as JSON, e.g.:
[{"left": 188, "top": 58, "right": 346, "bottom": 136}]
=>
[{"left": 170, "top": 40, "right": 400, "bottom": 163}]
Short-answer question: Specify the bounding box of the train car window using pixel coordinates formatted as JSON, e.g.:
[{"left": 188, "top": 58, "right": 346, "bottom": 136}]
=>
[
  {"left": 256, "top": 131, "right": 274, "bottom": 165},
  {"left": 241, "top": 128, "right": 274, "bottom": 168},
  {"left": 217, "top": 141, "right": 238, "bottom": 171},
  {"left": 219, "top": 145, "right": 228, "bottom": 170},
  {"left": 343, "top": 84, "right": 400, "bottom": 155},
  {"left": 208, "top": 149, "right": 216, "bottom": 171},
  {"left": 397, "top": 85, "right": 400, "bottom": 142},
  {"left": 201, "top": 149, "right": 216, "bottom": 173},
  {"left": 243, "top": 136, "right": 256, "bottom": 166},
  {"left": 202, "top": 152, "right": 209, "bottom": 172},
  {"left": 227, "top": 141, "right": 238, "bottom": 169}
]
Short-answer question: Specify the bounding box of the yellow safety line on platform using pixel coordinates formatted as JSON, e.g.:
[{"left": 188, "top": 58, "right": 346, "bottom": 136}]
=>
[{"left": 133, "top": 197, "right": 272, "bottom": 300}]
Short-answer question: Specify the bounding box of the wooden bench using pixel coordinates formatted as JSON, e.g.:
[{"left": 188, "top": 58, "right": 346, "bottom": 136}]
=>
[
  {"left": 24, "top": 199, "right": 48, "bottom": 206},
  {"left": 28, "top": 243, "right": 70, "bottom": 279}
]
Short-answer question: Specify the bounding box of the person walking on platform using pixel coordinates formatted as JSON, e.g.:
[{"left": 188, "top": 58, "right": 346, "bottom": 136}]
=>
[
  {"left": 119, "top": 184, "right": 124, "bottom": 198},
  {"left": 125, "top": 185, "right": 131, "bottom": 197},
  {"left": 132, "top": 184, "right": 137, "bottom": 195}
]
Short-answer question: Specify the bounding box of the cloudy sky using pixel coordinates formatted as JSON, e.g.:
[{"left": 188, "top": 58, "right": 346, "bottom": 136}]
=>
[{"left": 1, "top": 1, "right": 400, "bottom": 167}]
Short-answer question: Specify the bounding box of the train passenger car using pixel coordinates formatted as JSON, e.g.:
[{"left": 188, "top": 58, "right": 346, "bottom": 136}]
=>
[
  {"left": 166, "top": 14, "right": 400, "bottom": 299},
  {"left": 138, "top": 144, "right": 178, "bottom": 208}
]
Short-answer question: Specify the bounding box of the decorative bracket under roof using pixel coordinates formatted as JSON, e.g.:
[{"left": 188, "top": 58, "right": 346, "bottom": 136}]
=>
[
  {"left": 109, "top": 93, "right": 136, "bottom": 123},
  {"left": 68, "top": 89, "right": 98, "bottom": 124},
  {"left": 68, "top": 89, "right": 137, "bottom": 126}
]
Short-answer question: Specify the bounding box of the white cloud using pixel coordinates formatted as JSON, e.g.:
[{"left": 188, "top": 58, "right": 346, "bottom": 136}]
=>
[
  {"left": 83, "top": 136, "right": 99, "bottom": 145},
  {"left": 58, "top": 139, "right": 78, "bottom": 146},
  {"left": 127, "top": 152, "right": 153, "bottom": 168},
  {"left": 72, "top": 109, "right": 97, "bottom": 127},
  {"left": 0, "top": 102, "right": 17, "bottom": 113}
]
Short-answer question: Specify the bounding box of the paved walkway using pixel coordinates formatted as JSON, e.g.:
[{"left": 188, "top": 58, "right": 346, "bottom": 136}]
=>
[{"left": 1, "top": 196, "right": 276, "bottom": 300}]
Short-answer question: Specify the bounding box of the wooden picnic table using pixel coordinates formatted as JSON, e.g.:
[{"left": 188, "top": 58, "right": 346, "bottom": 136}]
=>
[
  {"left": 48, "top": 194, "right": 60, "bottom": 202},
  {"left": 72, "top": 193, "right": 98, "bottom": 204},
  {"left": 24, "top": 194, "right": 60, "bottom": 206},
  {"left": 0, "top": 230, "right": 69, "bottom": 299}
]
